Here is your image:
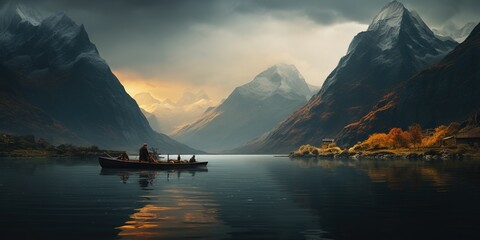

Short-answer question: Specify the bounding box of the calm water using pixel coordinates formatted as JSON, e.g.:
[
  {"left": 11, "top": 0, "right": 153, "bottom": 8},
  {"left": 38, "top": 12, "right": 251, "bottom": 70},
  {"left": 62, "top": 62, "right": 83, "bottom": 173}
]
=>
[{"left": 1, "top": 155, "right": 480, "bottom": 240}]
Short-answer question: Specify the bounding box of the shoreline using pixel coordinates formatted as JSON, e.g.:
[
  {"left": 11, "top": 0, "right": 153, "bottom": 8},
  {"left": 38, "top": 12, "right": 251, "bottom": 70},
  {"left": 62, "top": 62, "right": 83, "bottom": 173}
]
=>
[
  {"left": 0, "top": 149, "right": 122, "bottom": 158},
  {"left": 289, "top": 147, "right": 480, "bottom": 160}
]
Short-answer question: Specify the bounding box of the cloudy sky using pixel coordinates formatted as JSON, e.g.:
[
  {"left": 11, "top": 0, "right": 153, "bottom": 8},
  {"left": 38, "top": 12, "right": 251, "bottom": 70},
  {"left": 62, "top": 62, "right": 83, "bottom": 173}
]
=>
[{"left": 6, "top": 0, "right": 479, "bottom": 101}]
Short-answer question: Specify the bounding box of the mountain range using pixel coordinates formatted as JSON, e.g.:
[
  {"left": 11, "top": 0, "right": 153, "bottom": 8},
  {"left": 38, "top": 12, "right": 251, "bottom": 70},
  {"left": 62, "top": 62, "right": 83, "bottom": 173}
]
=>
[
  {"left": 1, "top": 1, "right": 476, "bottom": 155},
  {"left": 433, "top": 22, "right": 478, "bottom": 43},
  {"left": 172, "top": 63, "right": 318, "bottom": 152},
  {"left": 0, "top": 2, "right": 197, "bottom": 152},
  {"left": 134, "top": 90, "right": 217, "bottom": 134},
  {"left": 235, "top": 1, "right": 458, "bottom": 153}
]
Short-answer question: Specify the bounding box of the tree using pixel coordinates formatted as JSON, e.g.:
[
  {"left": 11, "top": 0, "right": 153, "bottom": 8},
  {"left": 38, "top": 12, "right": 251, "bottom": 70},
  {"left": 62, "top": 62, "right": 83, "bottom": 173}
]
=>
[
  {"left": 422, "top": 125, "right": 448, "bottom": 146},
  {"left": 408, "top": 124, "right": 423, "bottom": 148},
  {"left": 363, "top": 133, "right": 390, "bottom": 150},
  {"left": 388, "top": 128, "right": 411, "bottom": 148}
]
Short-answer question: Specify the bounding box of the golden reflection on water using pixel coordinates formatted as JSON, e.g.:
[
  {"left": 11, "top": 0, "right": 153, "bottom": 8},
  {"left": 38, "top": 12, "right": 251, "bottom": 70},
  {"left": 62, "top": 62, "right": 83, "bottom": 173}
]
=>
[
  {"left": 291, "top": 158, "right": 452, "bottom": 192},
  {"left": 117, "top": 188, "right": 229, "bottom": 239}
]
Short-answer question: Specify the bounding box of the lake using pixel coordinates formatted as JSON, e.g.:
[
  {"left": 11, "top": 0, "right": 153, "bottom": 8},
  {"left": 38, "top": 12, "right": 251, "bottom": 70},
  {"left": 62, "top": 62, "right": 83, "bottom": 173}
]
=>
[{"left": 1, "top": 155, "right": 479, "bottom": 239}]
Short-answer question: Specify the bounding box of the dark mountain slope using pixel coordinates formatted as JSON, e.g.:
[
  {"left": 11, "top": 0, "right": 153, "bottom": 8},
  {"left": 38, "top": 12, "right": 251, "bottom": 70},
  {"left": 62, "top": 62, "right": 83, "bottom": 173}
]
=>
[
  {"left": 337, "top": 23, "right": 480, "bottom": 146},
  {"left": 0, "top": 3, "right": 197, "bottom": 152}
]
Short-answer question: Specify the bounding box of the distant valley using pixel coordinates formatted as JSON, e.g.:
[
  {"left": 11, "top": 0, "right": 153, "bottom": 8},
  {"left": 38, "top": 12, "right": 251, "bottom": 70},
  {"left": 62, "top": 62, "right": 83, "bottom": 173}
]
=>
[
  {"left": 134, "top": 90, "right": 217, "bottom": 135},
  {"left": 171, "top": 63, "right": 319, "bottom": 152}
]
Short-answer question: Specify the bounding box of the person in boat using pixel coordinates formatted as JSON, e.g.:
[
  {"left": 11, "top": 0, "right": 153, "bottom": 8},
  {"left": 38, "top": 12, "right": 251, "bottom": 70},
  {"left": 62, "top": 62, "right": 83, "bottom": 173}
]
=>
[
  {"left": 189, "top": 155, "right": 196, "bottom": 163},
  {"left": 177, "top": 154, "right": 181, "bottom": 162},
  {"left": 139, "top": 143, "right": 149, "bottom": 162},
  {"left": 118, "top": 151, "right": 130, "bottom": 161},
  {"left": 148, "top": 152, "right": 157, "bottom": 163}
]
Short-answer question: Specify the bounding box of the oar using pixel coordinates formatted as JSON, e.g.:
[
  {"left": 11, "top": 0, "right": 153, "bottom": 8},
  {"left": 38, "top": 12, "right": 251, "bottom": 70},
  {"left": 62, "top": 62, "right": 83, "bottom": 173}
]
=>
[{"left": 104, "top": 152, "right": 114, "bottom": 158}]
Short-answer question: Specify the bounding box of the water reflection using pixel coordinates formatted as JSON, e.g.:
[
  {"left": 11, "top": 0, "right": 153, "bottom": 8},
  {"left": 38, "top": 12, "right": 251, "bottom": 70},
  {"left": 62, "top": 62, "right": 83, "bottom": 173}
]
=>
[
  {"left": 116, "top": 188, "right": 230, "bottom": 239},
  {"left": 100, "top": 168, "right": 208, "bottom": 188},
  {"left": 290, "top": 158, "right": 453, "bottom": 192},
  {"left": 269, "top": 157, "right": 480, "bottom": 239},
  {"left": 99, "top": 168, "right": 230, "bottom": 239}
]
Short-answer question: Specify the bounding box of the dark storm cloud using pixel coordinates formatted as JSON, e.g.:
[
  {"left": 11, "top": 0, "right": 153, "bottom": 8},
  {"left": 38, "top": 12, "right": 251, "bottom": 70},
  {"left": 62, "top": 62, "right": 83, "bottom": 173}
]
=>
[
  {"left": 8, "top": 0, "right": 479, "bottom": 27},
  {"left": 3, "top": 0, "right": 478, "bottom": 57},
  {"left": 233, "top": 0, "right": 479, "bottom": 26},
  {"left": 2, "top": 0, "right": 477, "bottom": 87}
]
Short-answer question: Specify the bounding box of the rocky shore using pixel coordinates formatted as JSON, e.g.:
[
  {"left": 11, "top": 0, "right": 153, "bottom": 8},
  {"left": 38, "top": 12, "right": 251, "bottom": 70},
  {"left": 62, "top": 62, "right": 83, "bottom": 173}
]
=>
[{"left": 289, "top": 144, "right": 478, "bottom": 160}]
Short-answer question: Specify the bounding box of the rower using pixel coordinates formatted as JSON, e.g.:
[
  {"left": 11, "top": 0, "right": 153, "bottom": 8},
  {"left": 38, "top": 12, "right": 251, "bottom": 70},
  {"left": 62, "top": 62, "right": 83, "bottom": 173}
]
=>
[{"left": 139, "top": 143, "right": 149, "bottom": 162}]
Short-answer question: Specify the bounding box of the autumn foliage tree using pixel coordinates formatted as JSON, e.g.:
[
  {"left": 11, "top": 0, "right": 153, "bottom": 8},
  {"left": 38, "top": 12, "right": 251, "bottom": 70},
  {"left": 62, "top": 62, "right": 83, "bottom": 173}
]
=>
[
  {"left": 352, "top": 122, "right": 464, "bottom": 151},
  {"left": 361, "top": 133, "right": 390, "bottom": 149},
  {"left": 353, "top": 124, "right": 425, "bottom": 150},
  {"left": 388, "top": 128, "right": 411, "bottom": 148},
  {"left": 408, "top": 124, "right": 423, "bottom": 148},
  {"left": 422, "top": 123, "right": 460, "bottom": 146}
]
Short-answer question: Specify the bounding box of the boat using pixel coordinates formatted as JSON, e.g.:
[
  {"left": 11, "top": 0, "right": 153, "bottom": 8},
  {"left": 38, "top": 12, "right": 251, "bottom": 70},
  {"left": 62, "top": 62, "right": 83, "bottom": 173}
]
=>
[
  {"left": 98, "top": 156, "right": 208, "bottom": 170},
  {"left": 100, "top": 168, "right": 208, "bottom": 176}
]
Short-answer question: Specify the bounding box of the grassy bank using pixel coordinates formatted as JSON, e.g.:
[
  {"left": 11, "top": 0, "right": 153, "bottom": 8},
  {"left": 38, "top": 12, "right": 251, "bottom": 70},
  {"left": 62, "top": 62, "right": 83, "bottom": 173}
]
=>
[
  {"left": 0, "top": 133, "right": 120, "bottom": 158},
  {"left": 290, "top": 144, "right": 480, "bottom": 160},
  {"left": 291, "top": 123, "right": 480, "bottom": 160}
]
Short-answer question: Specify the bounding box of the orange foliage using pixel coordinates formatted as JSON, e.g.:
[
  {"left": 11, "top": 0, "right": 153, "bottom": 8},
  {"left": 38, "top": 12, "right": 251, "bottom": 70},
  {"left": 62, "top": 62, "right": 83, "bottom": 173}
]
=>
[
  {"left": 421, "top": 123, "right": 460, "bottom": 147},
  {"left": 355, "top": 124, "right": 421, "bottom": 150},
  {"left": 422, "top": 125, "right": 447, "bottom": 147},
  {"left": 355, "top": 122, "right": 462, "bottom": 150},
  {"left": 362, "top": 133, "right": 390, "bottom": 149},
  {"left": 388, "top": 128, "right": 412, "bottom": 148},
  {"left": 408, "top": 124, "right": 423, "bottom": 147}
]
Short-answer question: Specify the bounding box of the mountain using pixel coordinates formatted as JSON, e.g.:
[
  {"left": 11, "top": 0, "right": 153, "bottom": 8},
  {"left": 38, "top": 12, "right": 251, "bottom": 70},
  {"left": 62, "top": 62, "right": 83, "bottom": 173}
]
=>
[
  {"left": 140, "top": 108, "right": 162, "bottom": 134},
  {"left": 337, "top": 23, "right": 480, "bottom": 146},
  {"left": 134, "top": 91, "right": 217, "bottom": 134},
  {"left": 134, "top": 92, "right": 162, "bottom": 107},
  {"left": 177, "top": 90, "right": 210, "bottom": 106},
  {"left": 172, "top": 63, "right": 314, "bottom": 152},
  {"left": 433, "top": 22, "right": 478, "bottom": 43},
  {"left": 307, "top": 83, "right": 320, "bottom": 95},
  {"left": 0, "top": 2, "right": 197, "bottom": 153},
  {"left": 236, "top": 1, "right": 457, "bottom": 153}
]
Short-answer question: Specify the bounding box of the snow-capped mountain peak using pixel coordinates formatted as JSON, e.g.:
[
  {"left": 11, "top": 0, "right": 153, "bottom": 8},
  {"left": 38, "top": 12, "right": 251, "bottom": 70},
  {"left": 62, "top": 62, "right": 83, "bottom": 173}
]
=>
[
  {"left": 368, "top": 0, "right": 406, "bottom": 32},
  {"left": 363, "top": 0, "right": 455, "bottom": 53},
  {"left": 0, "top": 1, "right": 44, "bottom": 29},
  {"left": 237, "top": 63, "right": 312, "bottom": 100},
  {"left": 172, "top": 64, "right": 315, "bottom": 152}
]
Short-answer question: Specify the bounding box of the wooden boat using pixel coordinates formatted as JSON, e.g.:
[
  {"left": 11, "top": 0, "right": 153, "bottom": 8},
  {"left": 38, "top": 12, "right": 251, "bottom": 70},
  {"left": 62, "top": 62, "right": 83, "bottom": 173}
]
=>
[
  {"left": 98, "top": 156, "right": 208, "bottom": 170},
  {"left": 100, "top": 168, "right": 208, "bottom": 176}
]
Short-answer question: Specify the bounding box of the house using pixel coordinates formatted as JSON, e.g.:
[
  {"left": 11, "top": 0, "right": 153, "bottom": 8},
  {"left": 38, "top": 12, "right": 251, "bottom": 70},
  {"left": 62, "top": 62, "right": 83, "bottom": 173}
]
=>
[
  {"left": 442, "top": 132, "right": 480, "bottom": 146},
  {"left": 442, "top": 136, "right": 455, "bottom": 146},
  {"left": 454, "top": 132, "right": 480, "bottom": 146},
  {"left": 321, "top": 138, "right": 335, "bottom": 148}
]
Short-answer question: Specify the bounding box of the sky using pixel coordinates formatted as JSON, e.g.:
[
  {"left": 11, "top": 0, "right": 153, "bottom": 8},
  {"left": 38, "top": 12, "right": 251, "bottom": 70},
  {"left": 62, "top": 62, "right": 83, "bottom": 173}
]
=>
[{"left": 4, "top": 0, "right": 479, "bottom": 102}]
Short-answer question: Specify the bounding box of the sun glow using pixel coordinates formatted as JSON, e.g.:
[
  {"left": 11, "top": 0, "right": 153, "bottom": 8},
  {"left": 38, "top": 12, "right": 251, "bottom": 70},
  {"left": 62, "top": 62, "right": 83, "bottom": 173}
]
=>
[
  {"left": 113, "top": 69, "right": 193, "bottom": 102},
  {"left": 116, "top": 188, "right": 230, "bottom": 239}
]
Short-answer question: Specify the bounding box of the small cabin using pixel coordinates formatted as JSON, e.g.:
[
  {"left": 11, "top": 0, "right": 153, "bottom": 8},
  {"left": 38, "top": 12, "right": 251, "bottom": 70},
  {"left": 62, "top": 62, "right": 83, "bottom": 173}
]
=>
[
  {"left": 442, "top": 136, "right": 455, "bottom": 146},
  {"left": 322, "top": 138, "right": 335, "bottom": 148},
  {"left": 442, "top": 133, "right": 480, "bottom": 146}
]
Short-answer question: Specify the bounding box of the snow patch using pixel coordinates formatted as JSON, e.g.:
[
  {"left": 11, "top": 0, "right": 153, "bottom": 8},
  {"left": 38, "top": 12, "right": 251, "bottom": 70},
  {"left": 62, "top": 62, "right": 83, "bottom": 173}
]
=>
[
  {"left": 15, "top": 7, "right": 41, "bottom": 26},
  {"left": 368, "top": 1, "right": 405, "bottom": 32},
  {"left": 238, "top": 63, "right": 312, "bottom": 100},
  {"left": 0, "top": 2, "right": 44, "bottom": 29}
]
